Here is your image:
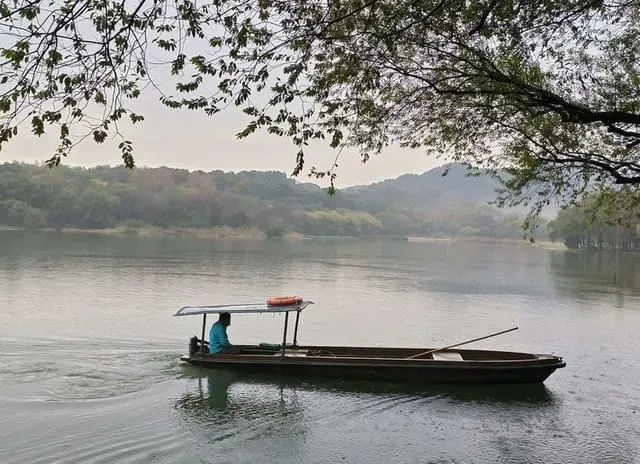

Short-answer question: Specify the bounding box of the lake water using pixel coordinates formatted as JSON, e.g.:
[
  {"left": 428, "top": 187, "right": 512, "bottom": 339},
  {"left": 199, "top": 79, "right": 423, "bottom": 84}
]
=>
[{"left": 0, "top": 231, "right": 639, "bottom": 464}]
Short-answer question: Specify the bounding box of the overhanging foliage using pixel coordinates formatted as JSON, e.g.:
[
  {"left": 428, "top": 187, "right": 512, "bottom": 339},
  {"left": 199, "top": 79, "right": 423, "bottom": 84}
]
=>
[{"left": 1, "top": 0, "right": 640, "bottom": 231}]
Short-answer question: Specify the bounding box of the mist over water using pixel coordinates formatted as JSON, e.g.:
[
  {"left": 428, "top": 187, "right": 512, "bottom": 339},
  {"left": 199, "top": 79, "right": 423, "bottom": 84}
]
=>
[{"left": 0, "top": 231, "right": 638, "bottom": 463}]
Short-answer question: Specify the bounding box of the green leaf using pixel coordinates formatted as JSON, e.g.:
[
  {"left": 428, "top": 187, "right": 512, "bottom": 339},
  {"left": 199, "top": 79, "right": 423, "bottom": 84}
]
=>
[
  {"left": 93, "top": 130, "right": 107, "bottom": 143},
  {"left": 20, "top": 6, "right": 38, "bottom": 21},
  {"left": 156, "top": 38, "right": 177, "bottom": 51},
  {"left": 0, "top": 98, "right": 11, "bottom": 112},
  {"left": 171, "top": 54, "right": 186, "bottom": 75},
  {"left": 129, "top": 113, "right": 144, "bottom": 124},
  {"left": 330, "top": 130, "right": 343, "bottom": 148},
  {"left": 46, "top": 50, "right": 63, "bottom": 66},
  {"left": 31, "top": 116, "right": 44, "bottom": 136}
]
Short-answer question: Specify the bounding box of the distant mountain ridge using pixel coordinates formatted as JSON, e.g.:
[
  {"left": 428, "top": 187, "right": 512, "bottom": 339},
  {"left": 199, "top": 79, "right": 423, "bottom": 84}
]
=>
[
  {"left": 346, "top": 163, "right": 497, "bottom": 196},
  {"left": 341, "top": 163, "right": 557, "bottom": 219},
  {"left": 341, "top": 163, "right": 503, "bottom": 212}
]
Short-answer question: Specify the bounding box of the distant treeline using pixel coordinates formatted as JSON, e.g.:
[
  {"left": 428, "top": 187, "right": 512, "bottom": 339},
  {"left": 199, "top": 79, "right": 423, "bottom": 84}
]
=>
[
  {"left": 0, "top": 163, "right": 541, "bottom": 238},
  {"left": 549, "top": 197, "right": 640, "bottom": 250}
]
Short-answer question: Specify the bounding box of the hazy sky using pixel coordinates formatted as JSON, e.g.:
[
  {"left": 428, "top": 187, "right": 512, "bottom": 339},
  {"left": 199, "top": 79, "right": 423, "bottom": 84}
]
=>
[{"left": 5, "top": 98, "right": 442, "bottom": 188}]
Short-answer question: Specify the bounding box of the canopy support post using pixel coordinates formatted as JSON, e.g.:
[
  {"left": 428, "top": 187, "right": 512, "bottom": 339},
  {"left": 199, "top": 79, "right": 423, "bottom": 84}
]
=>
[
  {"left": 293, "top": 310, "right": 301, "bottom": 347},
  {"left": 201, "top": 313, "right": 207, "bottom": 352},
  {"left": 281, "top": 312, "right": 289, "bottom": 357}
]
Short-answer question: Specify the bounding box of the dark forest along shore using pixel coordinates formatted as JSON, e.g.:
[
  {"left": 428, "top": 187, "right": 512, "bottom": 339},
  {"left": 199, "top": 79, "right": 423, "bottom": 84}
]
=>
[
  {"left": 0, "top": 162, "right": 544, "bottom": 240},
  {"left": 0, "top": 231, "right": 638, "bottom": 463}
]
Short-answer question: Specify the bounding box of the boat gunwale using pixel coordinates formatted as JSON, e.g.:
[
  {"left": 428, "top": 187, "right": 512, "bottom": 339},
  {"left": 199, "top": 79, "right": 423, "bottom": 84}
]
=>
[{"left": 185, "top": 351, "right": 565, "bottom": 369}]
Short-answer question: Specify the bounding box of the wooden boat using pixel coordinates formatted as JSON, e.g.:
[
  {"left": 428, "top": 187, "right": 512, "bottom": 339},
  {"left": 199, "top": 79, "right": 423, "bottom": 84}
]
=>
[{"left": 174, "top": 298, "right": 566, "bottom": 385}]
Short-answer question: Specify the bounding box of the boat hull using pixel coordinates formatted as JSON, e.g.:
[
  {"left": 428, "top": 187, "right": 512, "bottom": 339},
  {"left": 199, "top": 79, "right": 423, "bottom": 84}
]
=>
[{"left": 181, "top": 345, "right": 566, "bottom": 385}]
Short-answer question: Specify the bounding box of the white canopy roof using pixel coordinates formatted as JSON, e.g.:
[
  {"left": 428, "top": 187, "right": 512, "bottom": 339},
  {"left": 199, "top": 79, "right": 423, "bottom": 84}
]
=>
[{"left": 174, "top": 300, "right": 314, "bottom": 317}]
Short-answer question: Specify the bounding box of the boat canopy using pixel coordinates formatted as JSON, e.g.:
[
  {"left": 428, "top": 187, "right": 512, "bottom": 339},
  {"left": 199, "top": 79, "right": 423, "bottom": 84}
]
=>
[{"left": 174, "top": 300, "right": 314, "bottom": 317}]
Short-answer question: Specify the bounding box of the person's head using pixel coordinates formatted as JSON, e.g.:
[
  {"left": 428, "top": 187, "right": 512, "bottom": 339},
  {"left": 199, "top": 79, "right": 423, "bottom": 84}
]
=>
[{"left": 219, "top": 312, "right": 231, "bottom": 327}]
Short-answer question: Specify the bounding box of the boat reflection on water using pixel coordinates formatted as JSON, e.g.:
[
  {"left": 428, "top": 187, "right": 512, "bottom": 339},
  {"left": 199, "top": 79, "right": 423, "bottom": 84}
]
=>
[
  {"left": 172, "top": 368, "right": 310, "bottom": 458},
  {"left": 174, "top": 366, "right": 557, "bottom": 418},
  {"left": 172, "top": 368, "right": 562, "bottom": 463},
  {"left": 175, "top": 369, "right": 293, "bottom": 415}
]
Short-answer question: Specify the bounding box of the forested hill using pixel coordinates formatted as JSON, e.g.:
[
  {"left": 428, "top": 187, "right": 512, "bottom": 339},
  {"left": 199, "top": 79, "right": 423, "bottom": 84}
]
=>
[
  {"left": 344, "top": 163, "right": 501, "bottom": 212},
  {"left": 0, "top": 162, "right": 545, "bottom": 238}
]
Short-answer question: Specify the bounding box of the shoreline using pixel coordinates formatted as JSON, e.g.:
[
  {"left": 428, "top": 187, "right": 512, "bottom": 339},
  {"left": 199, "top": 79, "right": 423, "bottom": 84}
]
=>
[
  {"left": 0, "top": 225, "right": 269, "bottom": 240},
  {"left": 405, "top": 235, "right": 566, "bottom": 249},
  {"left": 0, "top": 226, "right": 564, "bottom": 247}
]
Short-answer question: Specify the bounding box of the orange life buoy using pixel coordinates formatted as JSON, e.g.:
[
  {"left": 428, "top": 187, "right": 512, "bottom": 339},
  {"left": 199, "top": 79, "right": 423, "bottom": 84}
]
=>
[{"left": 267, "top": 296, "right": 303, "bottom": 307}]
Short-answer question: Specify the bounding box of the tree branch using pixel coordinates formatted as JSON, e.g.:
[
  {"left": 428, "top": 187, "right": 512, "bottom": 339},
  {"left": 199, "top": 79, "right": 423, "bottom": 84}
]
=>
[{"left": 468, "top": 0, "right": 499, "bottom": 37}]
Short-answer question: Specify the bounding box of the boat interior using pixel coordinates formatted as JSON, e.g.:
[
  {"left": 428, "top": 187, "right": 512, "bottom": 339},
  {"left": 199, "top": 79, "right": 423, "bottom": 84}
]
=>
[{"left": 190, "top": 338, "right": 541, "bottom": 361}]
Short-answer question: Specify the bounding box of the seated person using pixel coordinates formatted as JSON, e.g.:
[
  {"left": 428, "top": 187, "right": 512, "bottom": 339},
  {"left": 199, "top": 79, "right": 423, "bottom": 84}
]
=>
[{"left": 209, "top": 312, "right": 236, "bottom": 354}]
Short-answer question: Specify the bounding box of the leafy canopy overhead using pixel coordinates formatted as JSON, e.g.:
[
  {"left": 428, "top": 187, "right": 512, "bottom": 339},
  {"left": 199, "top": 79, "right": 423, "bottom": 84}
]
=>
[{"left": 1, "top": 0, "right": 640, "bottom": 228}]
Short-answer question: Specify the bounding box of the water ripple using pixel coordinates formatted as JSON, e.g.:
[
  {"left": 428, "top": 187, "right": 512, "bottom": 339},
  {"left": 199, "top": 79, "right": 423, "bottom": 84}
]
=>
[
  {"left": 0, "top": 338, "right": 180, "bottom": 402},
  {"left": 2, "top": 236, "right": 640, "bottom": 463}
]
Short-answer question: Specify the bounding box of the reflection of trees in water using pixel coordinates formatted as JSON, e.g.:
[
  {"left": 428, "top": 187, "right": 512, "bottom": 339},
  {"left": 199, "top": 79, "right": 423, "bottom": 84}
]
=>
[{"left": 549, "top": 250, "right": 640, "bottom": 297}]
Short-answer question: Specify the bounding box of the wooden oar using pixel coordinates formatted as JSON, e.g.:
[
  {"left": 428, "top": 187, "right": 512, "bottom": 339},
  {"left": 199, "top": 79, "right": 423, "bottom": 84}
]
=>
[{"left": 406, "top": 327, "right": 519, "bottom": 360}]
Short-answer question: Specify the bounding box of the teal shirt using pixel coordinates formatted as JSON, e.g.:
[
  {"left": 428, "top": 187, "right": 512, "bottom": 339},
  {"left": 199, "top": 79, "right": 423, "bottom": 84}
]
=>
[{"left": 209, "top": 321, "right": 230, "bottom": 353}]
